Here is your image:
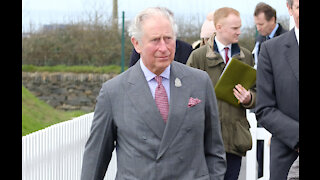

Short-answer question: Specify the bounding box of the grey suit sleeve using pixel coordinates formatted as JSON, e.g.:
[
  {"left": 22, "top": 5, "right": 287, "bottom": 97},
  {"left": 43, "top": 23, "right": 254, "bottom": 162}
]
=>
[
  {"left": 255, "top": 43, "right": 299, "bottom": 150},
  {"left": 203, "top": 73, "right": 227, "bottom": 180},
  {"left": 81, "top": 83, "right": 116, "bottom": 180}
]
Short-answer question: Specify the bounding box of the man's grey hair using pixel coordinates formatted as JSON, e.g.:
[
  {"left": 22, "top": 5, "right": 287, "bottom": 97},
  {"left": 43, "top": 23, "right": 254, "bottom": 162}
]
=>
[
  {"left": 287, "top": 0, "right": 294, "bottom": 8},
  {"left": 128, "top": 7, "right": 178, "bottom": 42}
]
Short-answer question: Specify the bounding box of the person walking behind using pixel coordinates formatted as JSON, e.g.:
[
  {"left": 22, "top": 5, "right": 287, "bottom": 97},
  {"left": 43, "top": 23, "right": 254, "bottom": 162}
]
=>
[
  {"left": 187, "top": 7, "right": 255, "bottom": 180},
  {"left": 252, "top": 2, "right": 288, "bottom": 177},
  {"left": 252, "top": 2, "right": 288, "bottom": 69},
  {"left": 255, "top": 0, "right": 299, "bottom": 179}
]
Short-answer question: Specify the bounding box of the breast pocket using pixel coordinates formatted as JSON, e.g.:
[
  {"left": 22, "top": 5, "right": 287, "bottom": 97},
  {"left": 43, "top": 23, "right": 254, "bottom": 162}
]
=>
[{"left": 186, "top": 102, "right": 205, "bottom": 124}]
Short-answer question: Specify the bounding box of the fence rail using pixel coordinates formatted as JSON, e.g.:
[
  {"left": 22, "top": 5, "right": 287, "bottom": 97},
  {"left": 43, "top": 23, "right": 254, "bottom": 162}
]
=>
[
  {"left": 22, "top": 110, "right": 271, "bottom": 180},
  {"left": 22, "top": 113, "right": 94, "bottom": 180}
]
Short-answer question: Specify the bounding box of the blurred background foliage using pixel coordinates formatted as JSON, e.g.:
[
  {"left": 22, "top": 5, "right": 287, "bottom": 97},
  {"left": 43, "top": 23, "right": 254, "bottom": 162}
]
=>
[{"left": 22, "top": 10, "right": 289, "bottom": 67}]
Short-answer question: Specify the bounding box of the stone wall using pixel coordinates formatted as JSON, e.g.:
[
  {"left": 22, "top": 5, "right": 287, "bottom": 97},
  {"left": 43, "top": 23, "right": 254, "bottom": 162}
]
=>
[{"left": 22, "top": 72, "right": 117, "bottom": 112}]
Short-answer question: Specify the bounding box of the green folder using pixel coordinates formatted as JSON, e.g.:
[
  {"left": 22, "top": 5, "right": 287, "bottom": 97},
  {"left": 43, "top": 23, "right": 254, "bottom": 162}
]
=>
[{"left": 214, "top": 58, "right": 256, "bottom": 107}]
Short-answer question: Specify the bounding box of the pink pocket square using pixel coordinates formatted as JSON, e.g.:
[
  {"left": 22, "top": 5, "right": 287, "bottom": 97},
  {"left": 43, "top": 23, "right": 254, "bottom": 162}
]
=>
[{"left": 188, "top": 97, "right": 202, "bottom": 107}]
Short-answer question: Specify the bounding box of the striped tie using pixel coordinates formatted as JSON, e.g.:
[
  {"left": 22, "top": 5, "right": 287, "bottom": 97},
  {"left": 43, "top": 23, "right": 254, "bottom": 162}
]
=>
[{"left": 154, "top": 76, "right": 169, "bottom": 123}]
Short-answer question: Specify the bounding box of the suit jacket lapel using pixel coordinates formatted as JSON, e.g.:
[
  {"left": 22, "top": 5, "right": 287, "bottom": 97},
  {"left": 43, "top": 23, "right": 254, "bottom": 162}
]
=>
[
  {"left": 284, "top": 29, "right": 299, "bottom": 82},
  {"left": 157, "top": 62, "right": 190, "bottom": 159},
  {"left": 126, "top": 62, "right": 166, "bottom": 139}
]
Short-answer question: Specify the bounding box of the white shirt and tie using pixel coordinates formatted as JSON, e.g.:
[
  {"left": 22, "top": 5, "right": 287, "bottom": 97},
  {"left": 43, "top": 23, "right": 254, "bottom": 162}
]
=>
[{"left": 215, "top": 37, "right": 231, "bottom": 64}]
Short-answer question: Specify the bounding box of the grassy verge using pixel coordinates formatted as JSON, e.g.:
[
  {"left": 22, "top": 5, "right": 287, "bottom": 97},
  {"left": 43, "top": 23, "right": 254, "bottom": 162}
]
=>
[
  {"left": 22, "top": 64, "right": 126, "bottom": 74},
  {"left": 22, "top": 86, "right": 86, "bottom": 136}
]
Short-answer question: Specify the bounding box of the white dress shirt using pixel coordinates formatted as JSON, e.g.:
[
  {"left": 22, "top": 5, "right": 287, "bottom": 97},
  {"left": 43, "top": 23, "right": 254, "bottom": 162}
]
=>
[
  {"left": 215, "top": 37, "right": 231, "bottom": 64},
  {"left": 295, "top": 26, "right": 299, "bottom": 45},
  {"left": 139, "top": 59, "right": 170, "bottom": 103}
]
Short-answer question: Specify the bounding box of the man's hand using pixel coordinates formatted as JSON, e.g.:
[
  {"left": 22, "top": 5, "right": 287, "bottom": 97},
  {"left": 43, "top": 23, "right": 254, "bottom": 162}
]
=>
[{"left": 233, "top": 84, "right": 252, "bottom": 105}]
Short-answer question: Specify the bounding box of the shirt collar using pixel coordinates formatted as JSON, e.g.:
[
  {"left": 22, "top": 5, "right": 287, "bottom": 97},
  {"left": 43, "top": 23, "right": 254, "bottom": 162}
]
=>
[
  {"left": 268, "top": 23, "right": 279, "bottom": 39},
  {"left": 139, "top": 59, "right": 170, "bottom": 81},
  {"left": 214, "top": 37, "right": 231, "bottom": 52}
]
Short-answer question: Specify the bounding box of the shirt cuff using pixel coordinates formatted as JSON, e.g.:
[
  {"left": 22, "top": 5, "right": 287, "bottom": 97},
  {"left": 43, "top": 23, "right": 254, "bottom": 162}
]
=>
[{"left": 241, "top": 90, "right": 255, "bottom": 109}]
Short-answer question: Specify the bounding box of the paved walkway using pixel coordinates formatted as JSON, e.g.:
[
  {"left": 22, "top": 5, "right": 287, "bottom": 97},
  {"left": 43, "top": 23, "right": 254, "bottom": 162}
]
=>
[{"left": 239, "top": 157, "right": 246, "bottom": 180}]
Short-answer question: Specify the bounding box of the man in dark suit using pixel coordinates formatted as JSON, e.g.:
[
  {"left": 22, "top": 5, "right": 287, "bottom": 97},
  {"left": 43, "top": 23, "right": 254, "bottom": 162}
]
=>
[
  {"left": 129, "top": 39, "right": 193, "bottom": 67},
  {"left": 252, "top": 2, "right": 288, "bottom": 177},
  {"left": 255, "top": 0, "right": 299, "bottom": 179},
  {"left": 253, "top": 2, "right": 288, "bottom": 69},
  {"left": 81, "top": 7, "right": 226, "bottom": 180}
]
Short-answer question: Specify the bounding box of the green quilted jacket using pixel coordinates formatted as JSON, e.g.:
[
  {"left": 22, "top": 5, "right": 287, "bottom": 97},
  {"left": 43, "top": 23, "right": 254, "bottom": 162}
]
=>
[{"left": 187, "top": 35, "right": 256, "bottom": 156}]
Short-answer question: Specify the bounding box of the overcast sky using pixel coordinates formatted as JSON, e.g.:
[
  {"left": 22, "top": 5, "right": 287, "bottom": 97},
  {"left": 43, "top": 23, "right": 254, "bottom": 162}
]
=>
[{"left": 22, "top": 0, "right": 290, "bottom": 32}]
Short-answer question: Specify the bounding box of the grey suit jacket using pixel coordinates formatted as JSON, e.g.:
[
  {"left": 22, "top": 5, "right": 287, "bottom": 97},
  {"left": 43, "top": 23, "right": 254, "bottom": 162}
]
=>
[
  {"left": 81, "top": 61, "right": 226, "bottom": 180},
  {"left": 255, "top": 29, "right": 299, "bottom": 180}
]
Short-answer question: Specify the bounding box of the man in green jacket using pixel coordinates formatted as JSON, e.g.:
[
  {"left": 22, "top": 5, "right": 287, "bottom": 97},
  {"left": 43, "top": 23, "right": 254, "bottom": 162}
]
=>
[{"left": 187, "top": 7, "right": 255, "bottom": 180}]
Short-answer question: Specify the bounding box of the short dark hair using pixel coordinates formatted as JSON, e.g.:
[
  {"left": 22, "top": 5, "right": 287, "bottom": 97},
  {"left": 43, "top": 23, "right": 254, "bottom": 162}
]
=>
[{"left": 254, "top": 2, "right": 277, "bottom": 22}]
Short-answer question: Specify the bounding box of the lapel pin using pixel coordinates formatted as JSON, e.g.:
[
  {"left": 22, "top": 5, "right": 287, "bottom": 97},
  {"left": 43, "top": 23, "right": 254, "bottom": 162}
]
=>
[{"left": 175, "top": 78, "right": 182, "bottom": 87}]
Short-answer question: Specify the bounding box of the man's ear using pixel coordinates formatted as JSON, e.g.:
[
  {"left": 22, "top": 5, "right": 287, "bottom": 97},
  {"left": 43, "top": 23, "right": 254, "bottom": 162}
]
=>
[
  {"left": 131, "top": 37, "right": 142, "bottom": 53},
  {"left": 270, "top": 16, "right": 276, "bottom": 24},
  {"left": 215, "top": 23, "right": 222, "bottom": 32}
]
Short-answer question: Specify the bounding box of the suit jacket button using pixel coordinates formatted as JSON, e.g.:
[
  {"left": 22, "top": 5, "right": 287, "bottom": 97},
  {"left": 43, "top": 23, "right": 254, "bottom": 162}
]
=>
[{"left": 142, "top": 136, "right": 147, "bottom": 140}]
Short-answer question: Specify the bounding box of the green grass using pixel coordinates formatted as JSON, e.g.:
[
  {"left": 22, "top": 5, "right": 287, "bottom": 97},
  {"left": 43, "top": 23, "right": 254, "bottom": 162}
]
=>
[
  {"left": 22, "top": 64, "right": 126, "bottom": 74},
  {"left": 22, "top": 86, "right": 86, "bottom": 136}
]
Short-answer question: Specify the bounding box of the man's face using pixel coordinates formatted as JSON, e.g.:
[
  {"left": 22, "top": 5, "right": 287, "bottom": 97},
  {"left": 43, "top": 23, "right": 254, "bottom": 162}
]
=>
[
  {"left": 288, "top": 0, "right": 299, "bottom": 29},
  {"left": 215, "top": 13, "right": 241, "bottom": 45},
  {"left": 131, "top": 15, "right": 176, "bottom": 75},
  {"left": 254, "top": 13, "right": 276, "bottom": 36}
]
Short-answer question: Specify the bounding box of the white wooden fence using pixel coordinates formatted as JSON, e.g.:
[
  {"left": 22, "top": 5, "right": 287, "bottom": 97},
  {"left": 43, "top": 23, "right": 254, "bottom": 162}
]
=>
[
  {"left": 246, "top": 109, "right": 272, "bottom": 180},
  {"left": 22, "top": 112, "right": 94, "bottom": 180},
  {"left": 22, "top": 110, "right": 271, "bottom": 180}
]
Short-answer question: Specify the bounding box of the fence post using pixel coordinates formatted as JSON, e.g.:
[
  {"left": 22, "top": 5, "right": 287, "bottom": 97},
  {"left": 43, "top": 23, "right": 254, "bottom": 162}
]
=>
[
  {"left": 246, "top": 110, "right": 272, "bottom": 180},
  {"left": 246, "top": 110, "right": 258, "bottom": 180}
]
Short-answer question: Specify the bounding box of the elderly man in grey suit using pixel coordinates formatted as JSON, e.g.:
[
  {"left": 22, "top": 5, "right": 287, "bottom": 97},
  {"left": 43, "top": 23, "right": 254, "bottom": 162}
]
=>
[
  {"left": 80, "top": 7, "right": 226, "bottom": 180},
  {"left": 255, "top": 0, "right": 299, "bottom": 179}
]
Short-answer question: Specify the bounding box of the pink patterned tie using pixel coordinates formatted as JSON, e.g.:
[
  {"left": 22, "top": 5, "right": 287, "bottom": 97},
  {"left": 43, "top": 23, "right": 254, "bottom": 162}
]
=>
[{"left": 155, "top": 76, "right": 169, "bottom": 123}]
